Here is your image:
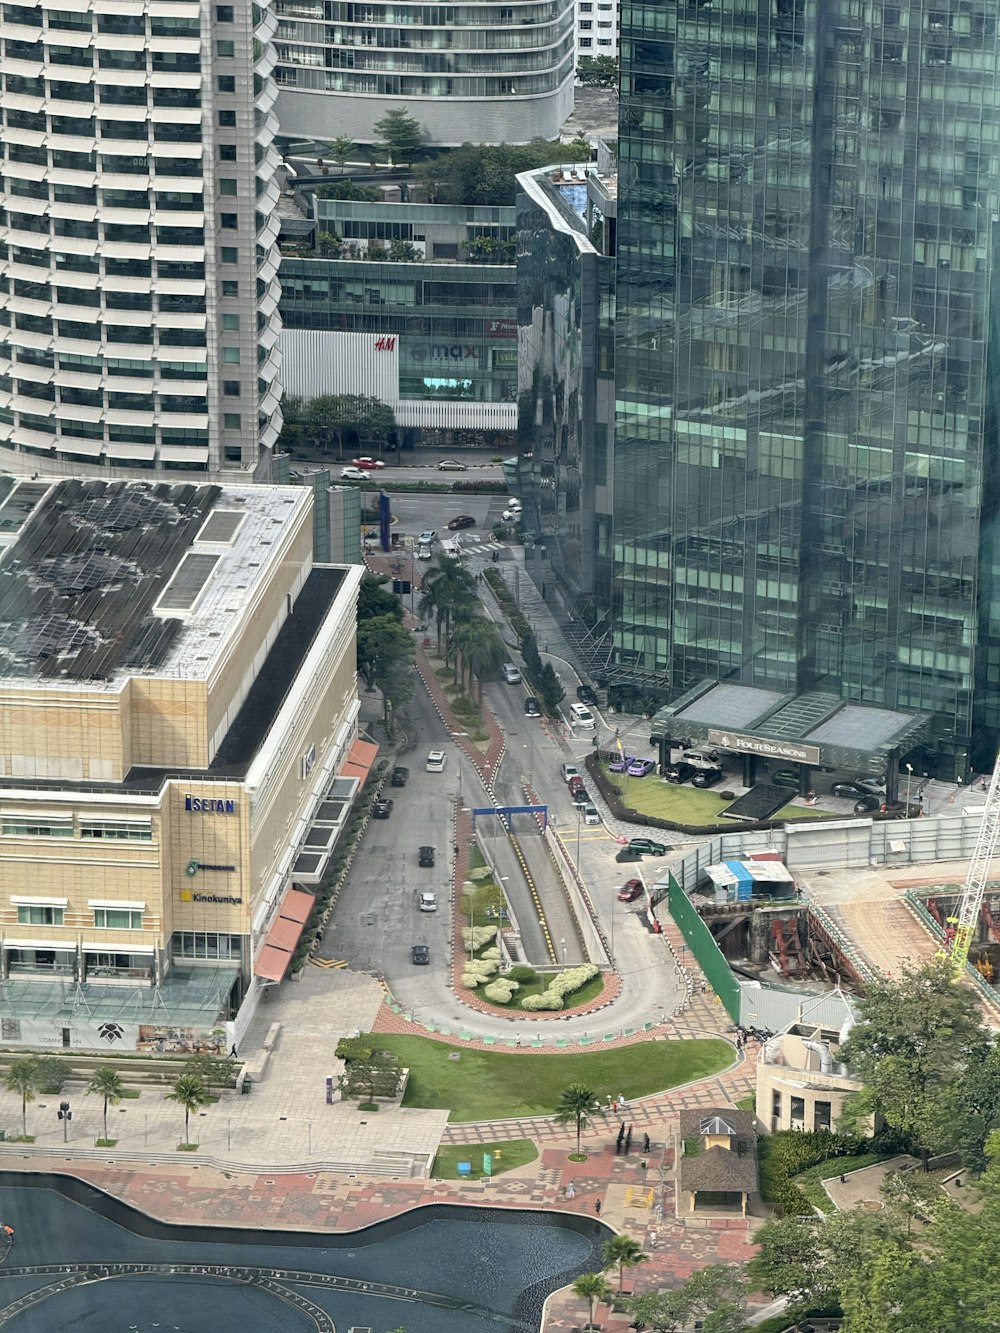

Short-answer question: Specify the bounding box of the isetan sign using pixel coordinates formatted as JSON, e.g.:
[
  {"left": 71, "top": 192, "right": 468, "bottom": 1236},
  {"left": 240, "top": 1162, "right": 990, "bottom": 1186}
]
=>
[
  {"left": 707, "top": 730, "right": 821, "bottom": 766},
  {"left": 185, "top": 796, "right": 237, "bottom": 815}
]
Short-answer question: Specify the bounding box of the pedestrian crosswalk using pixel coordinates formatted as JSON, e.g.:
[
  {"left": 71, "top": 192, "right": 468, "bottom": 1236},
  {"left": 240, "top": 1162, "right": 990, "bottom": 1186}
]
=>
[{"left": 461, "top": 540, "right": 506, "bottom": 555}]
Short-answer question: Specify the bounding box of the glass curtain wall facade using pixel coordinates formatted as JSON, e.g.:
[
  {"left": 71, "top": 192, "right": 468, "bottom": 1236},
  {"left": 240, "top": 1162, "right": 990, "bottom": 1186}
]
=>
[
  {"left": 273, "top": 0, "right": 575, "bottom": 146},
  {"left": 0, "top": 0, "right": 282, "bottom": 478},
  {"left": 613, "top": 0, "right": 1000, "bottom": 773}
]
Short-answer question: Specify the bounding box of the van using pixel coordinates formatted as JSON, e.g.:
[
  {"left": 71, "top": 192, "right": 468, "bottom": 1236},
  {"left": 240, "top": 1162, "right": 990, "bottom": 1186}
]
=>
[
  {"left": 569, "top": 702, "right": 596, "bottom": 728},
  {"left": 426, "top": 749, "right": 446, "bottom": 773}
]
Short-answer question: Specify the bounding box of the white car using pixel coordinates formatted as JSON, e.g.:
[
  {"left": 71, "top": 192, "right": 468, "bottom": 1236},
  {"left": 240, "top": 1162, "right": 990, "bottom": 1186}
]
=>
[
  {"left": 340, "top": 466, "right": 369, "bottom": 480},
  {"left": 569, "top": 702, "right": 596, "bottom": 728},
  {"left": 418, "top": 530, "right": 437, "bottom": 544},
  {"left": 560, "top": 763, "right": 580, "bottom": 783},
  {"left": 419, "top": 891, "right": 438, "bottom": 912},
  {"left": 507, "top": 497, "right": 522, "bottom": 510},
  {"left": 502, "top": 662, "right": 521, "bottom": 683},
  {"left": 437, "top": 459, "right": 467, "bottom": 471},
  {"left": 426, "top": 749, "right": 446, "bottom": 772}
]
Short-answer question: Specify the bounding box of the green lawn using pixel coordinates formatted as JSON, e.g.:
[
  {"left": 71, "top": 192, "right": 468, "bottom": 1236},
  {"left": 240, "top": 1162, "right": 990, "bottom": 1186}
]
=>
[
  {"left": 369, "top": 1034, "right": 732, "bottom": 1121},
  {"left": 432, "top": 1138, "right": 538, "bottom": 1179},
  {"left": 600, "top": 764, "right": 822, "bottom": 825},
  {"left": 792, "top": 1152, "right": 890, "bottom": 1213}
]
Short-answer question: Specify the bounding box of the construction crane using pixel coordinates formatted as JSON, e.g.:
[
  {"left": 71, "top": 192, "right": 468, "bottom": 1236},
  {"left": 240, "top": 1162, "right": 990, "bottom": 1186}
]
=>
[{"left": 949, "top": 757, "right": 1000, "bottom": 977}]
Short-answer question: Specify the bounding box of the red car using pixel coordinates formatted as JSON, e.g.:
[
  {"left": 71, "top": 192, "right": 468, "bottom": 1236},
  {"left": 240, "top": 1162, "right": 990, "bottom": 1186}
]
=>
[
  {"left": 568, "top": 774, "right": 586, "bottom": 794},
  {"left": 352, "top": 456, "right": 386, "bottom": 470},
  {"left": 617, "top": 878, "right": 644, "bottom": 902}
]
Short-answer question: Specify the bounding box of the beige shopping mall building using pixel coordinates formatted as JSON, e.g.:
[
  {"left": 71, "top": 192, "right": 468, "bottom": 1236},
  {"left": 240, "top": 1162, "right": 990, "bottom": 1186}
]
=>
[{"left": 0, "top": 476, "right": 366, "bottom": 1053}]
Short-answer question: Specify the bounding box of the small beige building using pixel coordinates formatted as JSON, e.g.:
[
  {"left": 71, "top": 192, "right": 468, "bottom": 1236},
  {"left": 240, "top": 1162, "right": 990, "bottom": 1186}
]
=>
[
  {"left": 0, "top": 477, "right": 364, "bottom": 1053},
  {"left": 756, "top": 1021, "right": 868, "bottom": 1134},
  {"left": 676, "top": 1109, "right": 757, "bottom": 1219}
]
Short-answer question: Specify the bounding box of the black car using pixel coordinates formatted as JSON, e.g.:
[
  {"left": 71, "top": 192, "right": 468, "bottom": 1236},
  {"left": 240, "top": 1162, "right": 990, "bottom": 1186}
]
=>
[
  {"left": 372, "top": 798, "right": 394, "bottom": 819},
  {"left": 524, "top": 696, "right": 542, "bottom": 717},
  {"left": 571, "top": 785, "right": 591, "bottom": 807},
  {"left": 390, "top": 766, "right": 409, "bottom": 787},
  {"left": 411, "top": 944, "right": 430, "bottom": 965},
  {"left": 832, "top": 781, "right": 869, "bottom": 799},
  {"left": 447, "top": 514, "right": 476, "bottom": 530},
  {"left": 854, "top": 794, "right": 881, "bottom": 814},
  {"left": 627, "top": 836, "right": 669, "bottom": 857},
  {"left": 576, "top": 684, "right": 598, "bottom": 705},
  {"left": 692, "top": 766, "right": 724, "bottom": 788},
  {"left": 418, "top": 845, "right": 435, "bottom": 867},
  {"left": 667, "top": 762, "right": 697, "bottom": 784}
]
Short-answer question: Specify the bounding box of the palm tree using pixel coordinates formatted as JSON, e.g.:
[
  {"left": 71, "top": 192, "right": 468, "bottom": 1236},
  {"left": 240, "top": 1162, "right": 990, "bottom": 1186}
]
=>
[
  {"left": 166, "top": 1073, "right": 211, "bottom": 1147},
  {"left": 554, "top": 1082, "right": 600, "bottom": 1156},
  {"left": 450, "top": 615, "right": 505, "bottom": 692},
  {"left": 571, "top": 1272, "right": 612, "bottom": 1331},
  {"left": 602, "top": 1233, "right": 648, "bottom": 1293},
  {"left": 87, "top": 1067, "right": 126, "bottom": 1144},
  {"left": 4, "top": 1057, "right": 39, "bottom": 1140},
  {"left": 419, "top": 556, "right": 477, "bottom": 651}
]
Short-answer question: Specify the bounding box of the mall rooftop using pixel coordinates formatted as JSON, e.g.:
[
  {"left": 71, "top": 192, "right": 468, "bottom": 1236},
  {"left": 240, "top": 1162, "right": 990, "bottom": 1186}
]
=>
[{"left": 0, "top": 477, "right": 310, "bottom": 689}]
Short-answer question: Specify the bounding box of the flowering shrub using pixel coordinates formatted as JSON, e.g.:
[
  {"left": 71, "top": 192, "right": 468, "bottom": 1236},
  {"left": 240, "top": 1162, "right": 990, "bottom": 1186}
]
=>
[
  {"left": 461, "top": 925, "right": 498, "bottom": 953},
  {"left": 520, "top": 992, "right": 565, "bottom": 1010},
  {"left": 462, "top": 957, "right": 499, "bottom": 988},
  {"left": 518, "top": 963, "right": 600, "bottom": 1010},
  {"left": 483, "top": 978, "right": 520, "bottom": 1003}
]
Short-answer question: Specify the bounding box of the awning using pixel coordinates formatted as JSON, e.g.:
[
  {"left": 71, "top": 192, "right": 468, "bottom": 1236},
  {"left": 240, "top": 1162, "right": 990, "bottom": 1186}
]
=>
[
  {"left": 338, "top": 736, "right": 379, "bottom": 784},
  {"left": 252, "top": 885, "right": 316, "bottom": 982}
]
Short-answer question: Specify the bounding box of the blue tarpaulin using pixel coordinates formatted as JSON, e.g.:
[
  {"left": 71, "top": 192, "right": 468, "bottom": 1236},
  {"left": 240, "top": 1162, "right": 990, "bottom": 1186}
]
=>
[{"left": 724, "top": 860, "right": 755, "bottom": 901}]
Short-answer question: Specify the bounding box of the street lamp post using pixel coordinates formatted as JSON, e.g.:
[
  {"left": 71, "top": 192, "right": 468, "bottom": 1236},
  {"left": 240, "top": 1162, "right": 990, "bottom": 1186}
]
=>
[
  {"left": 560, "top": 936, "right": 566, "bottom": 965},
  {"left": 575, "top": 807, "right": 582, "bottom": 867},
  {"left": 905, "top": 762, "right": 913, "bottom": 812}
]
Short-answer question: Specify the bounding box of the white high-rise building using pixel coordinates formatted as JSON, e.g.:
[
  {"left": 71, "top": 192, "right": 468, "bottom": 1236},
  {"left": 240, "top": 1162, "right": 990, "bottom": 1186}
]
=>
[
  {"left": 0, "top": 0, "right": 283, "bottom": 479},
  {"left": 273, "top": 0, "right": 575, "bottom": 147},
  {"left": 575, "top": 0, "right": 619, "bottom": 70}
]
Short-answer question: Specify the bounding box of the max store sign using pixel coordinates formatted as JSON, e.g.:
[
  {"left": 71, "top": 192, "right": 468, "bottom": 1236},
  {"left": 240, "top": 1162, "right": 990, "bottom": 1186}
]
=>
[{"left": 185, "top": 795, "right": 237, "bottom": 814}]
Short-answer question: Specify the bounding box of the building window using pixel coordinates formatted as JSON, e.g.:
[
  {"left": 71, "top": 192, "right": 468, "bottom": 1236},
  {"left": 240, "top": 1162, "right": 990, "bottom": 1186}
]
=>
[
  {"left": 219, "top": 178, "right": 238, "bottom": 196},
  {"left": 1, "top": 820, "right": 73, "bottom": 837},
  {"left": 172, "top": 931, "right": 242, "bottom": 960},
  {"left": 222, "top": 313, "right": 240, "bottom": 330},
  {"left": 93, "top": 908, "right": 143, "bottom": 930},
  {"left": 223, "top": 380, "right": 241, "bottom": 396},
  {"left": 217, "top": 75, "right": 236, "bottom": 93},
  {"left": 217, "top": 39, "right": 236, "bottom": 56},
  {"left": 219, "top": 144, "right": 237, "bottom": 161},
  {"left": 218, "top": 110, "right": 237, "bottom": 127},
  {"left": 216, "top": 4, "right": 234, "bottom": 19},
  {"left": 16, "top": 905, "right": 64, "bottom": 926},
  {"left": 790, "top": 1095, "right": 805, "bottom": 1126},
  {"left": 220, "top": 212, "right": 238, "bottom": 229},
  {"left": 221, "top": 246, "right": 239, "bottom": 263},
  {"left": 224, "top": 445, "right": 243, "bottom": 462},
  {"left": 222, "top": 280, "right": 240, "bottom": 296},
  {"left": 814, "top": 1100, "right": 832, "bottom": 1133},
  {"left": 223, "top": 412, "right": 241, "bottom": 428},
  {"left": 222, "top": 347, "right": 240, "bottom": 364},
  {"left": 80, "top": 821, "right": 153, "bottom": 841}
]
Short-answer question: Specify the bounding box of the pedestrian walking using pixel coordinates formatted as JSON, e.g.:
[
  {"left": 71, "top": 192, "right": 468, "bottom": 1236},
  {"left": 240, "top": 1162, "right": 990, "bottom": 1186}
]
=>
[
  {"left": 229, "top": 1044, "right": 238, "bottom": 1059},
  {"left": 514, "top": 1033, "right": 521, "bottom": 1048},
  {"left": 643, "top": 1133, "right": 651, "bottom": 1153},
  {"left": 595, "top": 1198, "right": 602, "bottom": 1215}
]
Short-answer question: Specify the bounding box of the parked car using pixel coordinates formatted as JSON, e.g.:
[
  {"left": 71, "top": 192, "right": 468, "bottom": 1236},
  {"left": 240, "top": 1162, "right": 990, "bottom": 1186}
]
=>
[
  {"left": 771, "top": 769, "right": 801, "bottom": 789},
  {"left": 390, "top": 766, "right": 409, "bottom": 787},
  {"left": 419, "top": 891, "right": 438, "bottom": 912},
  {"left": 524, "top": 696, "right": 542, "bottom": 717},
  {"left": 569, "top": 703, "right": 596, "bottom": 728},
  {"left": 628, "top": 837, "right": 669, "bottom": 857},
  {"left": 666, "top": 762, "right": 697, "bottom": 784},
  {"left": 832, "top": 781, "right": 870, "bottom": 799},
  {"left": 571, "top": 785, "right": 591, "bottom": 807},
  {"left": 502, "top": 509, "right": 522, "bottom": 523},
  {"left": 618, "top": 878, "right": 644, "bottom": 902},
  {"left": 340, "top": 466, "right": 368, "bottom": 480},
  {"left": 683, "top": 749, "right": 720, "bottom": 765},
  {"left": 371, "top": 798, "right": 394, "bottom": 819},
  {"left": 447, "top": 514, "right": 476, "bottom": 530},
  {"left": 418, "top": 845, "right": 436, "bottom": 867},
  {"left": 583, "top": 804, "right": 601, "bottom": 825},
  {"left": 502, "top": 662, "right": 522, "bottom": 684},
  {"left": 576, "top": 684, "right": 598, "bottom": 705},
  {"left": 437, "top": 459, "right": 467, "bottom": 471},
  {"left": 692, "top": 767, "right": 724, "bottom": 788},
  {"left": 854, "top": 794, "right": 881, "bottom": 814},
  {"left": 609, "top": 752, "right": 634, "bottom": 773},
  {"left": 560, "top": 763, "right": 581, "bottom": 783},
  {"left": 417, "top": 529, "right": 437, "bottom": 544},
  {"left": 568, "top": 774, "right": 586, "bottom": 794},
  {"left": 426, "top": 749, "right": 446, "bottom": 772},
  {"left": 854, "top": 775, "right": 886, "bottom": 793},
  {"left": 627, "top": 758, "right": 656, "bottom": 777},
  {"left": 352, "top": 456, "right": 385, "bottom": 470}
]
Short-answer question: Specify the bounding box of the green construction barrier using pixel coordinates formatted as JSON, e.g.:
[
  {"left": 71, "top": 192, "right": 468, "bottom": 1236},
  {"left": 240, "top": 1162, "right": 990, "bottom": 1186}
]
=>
[{"left": 667, "top": 874, "right": 741, "bottom": 1023}]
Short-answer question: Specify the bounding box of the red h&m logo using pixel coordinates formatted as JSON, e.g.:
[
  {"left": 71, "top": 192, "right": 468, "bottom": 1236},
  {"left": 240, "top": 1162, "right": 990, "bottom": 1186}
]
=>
[{"left": 374, "top": 335, "right": 397, "bottom": 351}]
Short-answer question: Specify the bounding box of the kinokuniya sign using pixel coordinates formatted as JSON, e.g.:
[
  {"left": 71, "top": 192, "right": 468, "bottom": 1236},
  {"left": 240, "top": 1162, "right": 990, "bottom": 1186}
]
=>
[{"left": 184, "top": 795, "right": 237, "bottom": 814}]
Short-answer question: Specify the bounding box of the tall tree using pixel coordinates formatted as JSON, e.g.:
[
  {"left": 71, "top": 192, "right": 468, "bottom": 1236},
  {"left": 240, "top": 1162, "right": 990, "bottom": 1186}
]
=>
[
  {"left": 626, "top": 1264, "right": 747, "bottom": 1333},
  {"left": 166, "top": 1073, "right": 211, "bottom": 1148},
  {"left": 570, "top": 1272, "right": 612, "bottom": 1331},
  {"left": 4, "top": 1058, "right": 39, "bottom": 1140},
  {"left": 373, "top": 108, "right": 424, "bottom": 165},
  {"left": 418, "top": 555, "right": 477, "bottom": 651},
  {"left": 451, "top": 615, "right": 506, "bottom": 696},
  {"left": 328, "top": 135, "right": 355, "bottom": 170},
  {"left": 839, "top": 959, "right": 986, "bottom": 1150},
  {"left": 601, "top": 1233, "right": 647, "bottom": 1293},
  {"left": 357, "top": 614, "right": 415, "bottom": 730},
  {"left": 577, "top": 55, "right": 619, "bottom": 88},
  {"left": 304, "top": 393, "right": 395, "bottom": 457},
  {"left": 358, "top": 572, "right": 403, "bottom": 625},
  {"left": 553, "top": 1082, "right": 599, "bottom": 1156},
  {"left": 87, "top": 1067, "right": 125, "bottom": 1144}
]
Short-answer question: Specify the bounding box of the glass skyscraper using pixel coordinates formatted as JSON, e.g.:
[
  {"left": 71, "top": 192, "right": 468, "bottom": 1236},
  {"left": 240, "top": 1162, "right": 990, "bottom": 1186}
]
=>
[{"left": 612, "top": 0, "right": 1000, "bottom": 773}]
